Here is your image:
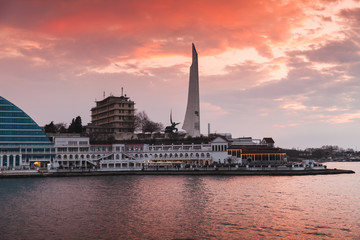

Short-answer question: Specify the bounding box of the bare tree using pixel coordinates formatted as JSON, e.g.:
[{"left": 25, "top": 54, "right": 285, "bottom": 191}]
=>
[{"left": 134, "top": 111, "right": 163, "bottom": 133}]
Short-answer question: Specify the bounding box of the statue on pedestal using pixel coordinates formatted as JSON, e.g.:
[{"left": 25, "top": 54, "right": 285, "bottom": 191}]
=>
[{"left": 165, "top": 111, "right": 180, "bottom": 133}]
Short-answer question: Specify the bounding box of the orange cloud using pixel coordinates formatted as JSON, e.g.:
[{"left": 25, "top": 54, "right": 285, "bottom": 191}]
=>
[{"left": 1, "top": 0, "right": 308, "bottom": 59}]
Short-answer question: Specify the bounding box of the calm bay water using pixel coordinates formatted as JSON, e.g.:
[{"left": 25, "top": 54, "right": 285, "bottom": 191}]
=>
[{"left": 0, "top": 162, "right": 359, "bottom": 240}]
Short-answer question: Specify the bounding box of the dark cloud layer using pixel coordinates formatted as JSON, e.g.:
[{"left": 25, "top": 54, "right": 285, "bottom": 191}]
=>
[{"left": 304, "top": 40, "right": 360, "bottom": 64}]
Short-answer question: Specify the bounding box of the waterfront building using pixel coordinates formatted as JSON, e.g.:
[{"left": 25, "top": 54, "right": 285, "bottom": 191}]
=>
[
  {"left": 228, "top": 145, "right": 286, "bottom": 167},
  {"left": 51, "top": 135, "right": 288, "bottom": 171},
  {"left": 182, "top": 43, "right": 200, "bottom": 137},
  {"left": 0, "top": 96, "right": 55, "bottom": 169},
  {"left": 53, "top": 136, "right": 232, "bottom": 170},
  {"left": 89, "top": 94, "right": 135, "bottom": 134},
  {"left": 211, "top": 136, "right": 230, "bottom": 163}
]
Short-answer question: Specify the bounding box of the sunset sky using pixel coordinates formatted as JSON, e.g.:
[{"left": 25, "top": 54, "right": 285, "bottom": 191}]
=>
[{"left": 1, "top": 0, "right": 360, "bottom": 149}]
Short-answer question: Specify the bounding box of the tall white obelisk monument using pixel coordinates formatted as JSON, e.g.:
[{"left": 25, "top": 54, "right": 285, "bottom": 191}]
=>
[{"left": 182, "top": 43, "right": 200, "bottom": 137}]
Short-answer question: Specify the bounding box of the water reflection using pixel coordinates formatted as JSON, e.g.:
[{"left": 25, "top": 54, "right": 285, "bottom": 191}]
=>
[
  {"left": 174, "top": 176, "right": 214, "bottom": 239},
  {"left": 0, "top": 162, "right": 359, "bottom": 239}
]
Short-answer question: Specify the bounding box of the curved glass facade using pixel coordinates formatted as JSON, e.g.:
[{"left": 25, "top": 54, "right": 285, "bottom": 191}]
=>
[{"left": 0, "top": 96, "right": 52, "bottom": 145}]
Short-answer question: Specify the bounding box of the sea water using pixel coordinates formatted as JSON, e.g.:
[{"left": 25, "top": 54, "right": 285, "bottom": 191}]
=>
[{"left": 0, "top": 162, "right": 359, "bottom": 239}]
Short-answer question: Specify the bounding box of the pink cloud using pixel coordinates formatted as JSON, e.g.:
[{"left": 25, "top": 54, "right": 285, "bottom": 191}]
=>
[
  {"left": 201, "top": 102, "right": 228, "bottom": 116},
  {"left": 272, "top": 123, "right": 299, "bottom": 128},
  {"left": 0, "top": 0, "right": 308, "bottom": 60},
  {"left": 320, "top": 111, "right": 360, "bottom": 124}
]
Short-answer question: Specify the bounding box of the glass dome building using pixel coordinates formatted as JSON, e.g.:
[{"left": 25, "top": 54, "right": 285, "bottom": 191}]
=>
[
  {"left": 0, "top": 96, "right": 52, "bottom": 145},
  {"left": 0, "top": 96, "right": 54, "bottom": 169}
]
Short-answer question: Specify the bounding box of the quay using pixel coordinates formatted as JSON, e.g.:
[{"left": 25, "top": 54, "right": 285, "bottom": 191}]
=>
[{"left": 0, "top": 168, "right": 355, "bottom": 178}]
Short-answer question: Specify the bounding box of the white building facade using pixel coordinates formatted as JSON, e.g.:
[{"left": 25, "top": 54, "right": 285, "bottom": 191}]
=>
[{"left": 52, "top": 136, "right": 235, "bottom": 170}]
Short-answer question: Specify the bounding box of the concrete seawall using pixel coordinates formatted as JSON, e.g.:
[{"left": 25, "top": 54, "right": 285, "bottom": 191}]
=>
[{"left": 0, "top": 168, "right": 355, "bottom": 178}]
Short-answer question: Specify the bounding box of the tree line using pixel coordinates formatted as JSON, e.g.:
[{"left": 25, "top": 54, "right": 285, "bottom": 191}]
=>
[
  {"left": 44, "top": 116, "right": 83, "bottom": 133},
  {"left": 44, "top": 111, "right": 165, "bottom": 134}
]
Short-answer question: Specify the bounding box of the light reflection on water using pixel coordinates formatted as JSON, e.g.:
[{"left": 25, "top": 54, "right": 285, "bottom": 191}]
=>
[{"left": 0, "top": 162, "right": 359, "bottom": 239}]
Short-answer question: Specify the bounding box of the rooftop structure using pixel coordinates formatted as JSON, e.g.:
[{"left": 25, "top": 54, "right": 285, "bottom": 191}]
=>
[
  {"left": 90, "top": 94, "right": 135, "bottom": 133},
  {"left": 182, "top": 43, "right": 200, "bottom": 137}
]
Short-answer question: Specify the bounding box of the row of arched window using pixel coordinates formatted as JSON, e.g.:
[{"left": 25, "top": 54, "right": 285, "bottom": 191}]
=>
[
  {"left": 56, "top": 154, "right": 122, "bottom": 160},
  {"left": 55, "top": 152, "right": 213, "bottom": 161},
  {"left": 130, "top": 152, "right": 211, "bottom": 159},
  {"left": 57, "top": 154, "right": 98, "bottom": 160}
]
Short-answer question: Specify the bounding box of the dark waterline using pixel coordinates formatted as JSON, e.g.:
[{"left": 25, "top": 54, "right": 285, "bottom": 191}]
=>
[{"left": 0, "top": 162, "right": 359, "bottom": 239}]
